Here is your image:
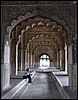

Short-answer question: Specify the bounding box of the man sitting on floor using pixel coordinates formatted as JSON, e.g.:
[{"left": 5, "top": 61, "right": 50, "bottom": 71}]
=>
[{"left": 23, "top": 68, "right": 32, "bottom": 83}]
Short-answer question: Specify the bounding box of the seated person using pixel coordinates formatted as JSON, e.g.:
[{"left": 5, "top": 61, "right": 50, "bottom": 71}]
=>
[{"left": 23, "top": 68, "right": 32, "bottom": 83}]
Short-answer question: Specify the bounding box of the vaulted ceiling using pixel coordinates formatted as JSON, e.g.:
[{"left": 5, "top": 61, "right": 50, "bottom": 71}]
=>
[
  {"left": 1, "top": 1, "right": 76, "bottom": 64},
  {"left": 7, "top": 15, "right": 67, "bottom": 61}
]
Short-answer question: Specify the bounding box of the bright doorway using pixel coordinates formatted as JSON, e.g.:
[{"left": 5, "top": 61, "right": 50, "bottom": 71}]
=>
[{"left": 40, "top": 54, "right": 50, "bottom": 67}]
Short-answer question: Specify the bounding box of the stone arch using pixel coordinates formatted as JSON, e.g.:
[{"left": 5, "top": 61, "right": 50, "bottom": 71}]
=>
[
  {"left": 5, "top": 10, "right": 69, "bottom": 74},
  {"left": 39, "top": 53, "right": 51, "bottom": 67},
  {"left": 6, "top": 10, "right": 70, "bottom": 42},
  {"left": 39, "top": 53, "right": 50, "bottom": 59}
]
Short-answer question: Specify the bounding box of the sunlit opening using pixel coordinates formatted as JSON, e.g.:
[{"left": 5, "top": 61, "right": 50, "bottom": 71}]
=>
[{"left": 40, "top": 54, "right": 50, "bottom": 67}]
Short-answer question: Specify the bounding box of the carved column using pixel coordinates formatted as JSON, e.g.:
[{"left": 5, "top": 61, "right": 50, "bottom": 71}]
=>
[
  {"left": 21, "top": 32, "right": 25, "bottom": 71},
  {"left": 9, "top": 31, "right": 17, "bottom": 75},
  {"left": 64, "top": 43, "right": 68, "bottom": 72},
  {"left": 10, "top": 38, "right": 16, "bottom": 75},
  {"left": 16, "top": 44, "right": 18, "bottom": 75},
  {"left": 31, "top": 54, "right": 33, "bottom": 68},
  {"left": 3, "top": 41, "right": 10, "bottom": 89},
  {"left": 37, "top": 53, "right": 39, "bottom": 67},
  {"left": 59, "top": 49, "right": 65, "bottom": 71},
  {"left": 53, "top": 53, "right": 57, "bottom": 67},
  {"left": 29, "top": 42, "right": 32, "bottom": 68},
  {"left": 68, "top": 44, "right": 77, "bottom": 90},
  {"left": 57, "top": 52, "right": 60, "bottom": 69},
  {"left": 32, "top": 53, "right": 35, "bottom": 68},
  {"left": 30, "top": 42, "right": 33, "bottom": 68},
  {"left": 27, "top": 43, "right": 29, "bottom": 68},
  {"left": 33, "top": 52, "right": 36, "bottom": 68},
  {"left": 16, "top": 37, "right": 20, "bottom": 75},
  {"left": 24, "top": 31, "right": 28, "bottom": 70},
  {"left": 18, "top": 42, "right": 21, "bottom": 71},
  {"left": 25, "top": 49, "right": 28, "bottom": 70}
]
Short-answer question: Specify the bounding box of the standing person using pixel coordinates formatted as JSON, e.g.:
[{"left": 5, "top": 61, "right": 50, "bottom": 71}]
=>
[{"left": 23, "top": 68, "right": 32, "bottom": 83}]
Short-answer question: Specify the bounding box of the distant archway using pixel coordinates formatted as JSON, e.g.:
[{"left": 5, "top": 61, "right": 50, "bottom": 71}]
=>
[{"left": 40, "top": 53, "right": 50, "bottom": 67}]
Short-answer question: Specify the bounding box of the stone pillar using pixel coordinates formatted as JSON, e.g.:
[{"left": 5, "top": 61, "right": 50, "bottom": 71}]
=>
[
  {"left": 32, "top": 54, "right": 33, "bottom": 68},
  {"left": 18, "top": 42, "right": 21, "bottom": 71},
  {"left": 57, "top": 52, "right": 60, "bottom": 69},
  {"left": 16, "top": 38, "right": 21, "bottom": 75},
  {"left": 24, "top": 31, "right": 28, "bottom": 70},
  {"left": 29, "top": 53, "right": 31, "bottom": 68},
  {"left": 28, "top": 52, "right": 30, "bottom": 68},
  {"left": 21, "top": 32, "right": 25, "bottom": 71},
  {"left": 37, "top": 56, "right": 40, "bottom": 67},
  {"left": 37, "top": 53, "right": 40, "bottom": 67},
  {"left": 34, "top": 52, "right": 36, "bottom": 67},
  {"left": 21, "top": 30, "right": 26, "bottom": 71},
  {"left": 35, "top": 55, "right": 37, "bottom": 67},
  {"left": 35, "top": 54, "right": 37, "bottom": 67},
  {"left": 16, "top": 44, "right": 18, "bottom": 75},
  {"left": 30, "top": 42, "right": 33, "bottom": 68},
  {"left": 37, "top": 61, "right": 39, "bottom": 67},
  {"left": 64, "top": 43, "right": 68, "bottom": 72},
  {"left": 25, "top": 43, "right": 29, "bottom": 69},
  {"left": 2, "top": 41, "right": 10, "bottom": 90},
  {"left": 53, "top": 54, "right": 57, "bottom": 67},
  {"left": 32, "top": 54, "right": 35, "bottom": 68},
  {"left": 10, "top": 38, "right": 16, "bottom": 75},
  {"left": 21, "top": 48, "right": 25, "bottom": 71},
  {"left": 26, "top": 49, "right": 29, "bottom": 68},
  {"left": 31, "top": 54, "right": 33, "bottom": 68},
  {"left": 59, "top": 49, "right": 65, "bottom": 71},
  {"left": 50, "top": 60, "right": 53, "bottom": 67},
  {"left": 68, "top": 44, "right": 77, "bottom": 90},
  {"left": 21, "top": 49, "right": 24, "bottom": 71},
  {"left": 28, "top": 52, "right": 33, "bottom": 68},
  {"left": 28, "top": 41, "right": 33, "bottom": 68},
  {"left": 25, "top": 49, "right": 28, "bottom": 70},
  {"left": 16, "top": 35, "right": 21, "bottom": 72}
]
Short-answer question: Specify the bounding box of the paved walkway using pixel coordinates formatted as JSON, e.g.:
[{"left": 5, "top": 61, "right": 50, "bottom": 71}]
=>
[
  {"left": 3, "top": 72, "right": 62, "bottom": 99},
  {"left": 1, "top": 67, "right": 77, "bottom": 99},
  {"left": 1, "top": 78, "right": 23, "bottom": 98}
]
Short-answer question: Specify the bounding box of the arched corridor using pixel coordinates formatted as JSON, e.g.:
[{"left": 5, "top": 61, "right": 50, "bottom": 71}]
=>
[{"left": 1, "top": 1, "right": 77, "bottom": 99}]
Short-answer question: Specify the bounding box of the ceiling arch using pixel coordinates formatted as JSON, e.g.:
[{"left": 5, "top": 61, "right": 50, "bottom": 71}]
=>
[
  {"left": 30, "top": 35, "right": 58, "bottom": 52},
  {"left": 34, "top": 46, "right": 55, "bottom": 61},
  {"left": 19, "top": 16, "right": 67, "bottom": 47},
  {"left": 39, "top": 53, "right": 50, "bottom": 59},
  {"left": 6, "top": 10, "right": 70, "bottom": 42},
  {"left": 19, "top": 18, "right": 66, "bottom": 60},
  {"left": 6, "top": 13, "right": 68, "bottom": 62}
]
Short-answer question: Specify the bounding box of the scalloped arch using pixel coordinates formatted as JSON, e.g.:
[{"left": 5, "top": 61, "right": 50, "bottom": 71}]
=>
[
  {"left": 34, "top": 46, "right": 54, "bottom": 59},
  {"left": 6, "top": 10, "right": 70, "bottom": 40},
  {"left": 28, "top": 34, "right": 57, "bottom": 51}
]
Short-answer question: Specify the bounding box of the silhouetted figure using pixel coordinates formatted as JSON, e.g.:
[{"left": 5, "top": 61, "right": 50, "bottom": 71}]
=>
[{"left": 23, "top": 68, "right": 32, "bottom": 83}]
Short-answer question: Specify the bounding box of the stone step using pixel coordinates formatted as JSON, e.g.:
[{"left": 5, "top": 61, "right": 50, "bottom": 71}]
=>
[
  {"left": 51, "top": 71, "right": 77, "bottom": 99},
  {"left": 1, "top": 71, "right": 36, "bottom": 99}
]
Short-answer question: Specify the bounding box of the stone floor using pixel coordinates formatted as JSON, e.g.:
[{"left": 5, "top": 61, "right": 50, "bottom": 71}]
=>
[
  {"left": 1, "top": 67, "right": 77, "bottom": 99},
  {"left": 1, "top": 78, "right": 23, "bottom": 98},
  {"left": 17, "top": 72, "right": 63, "bottom": 99},
  {"left": 1, "top": 71, "right": 63, "bottom": 99}
]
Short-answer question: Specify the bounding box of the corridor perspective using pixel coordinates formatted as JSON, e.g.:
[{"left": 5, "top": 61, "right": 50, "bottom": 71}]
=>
[
  {"left": 2, "top": 67, "right": 63, "bottom": 99},
  {"left": 1, "top": 1, "right": 77, "bottom": 99}
]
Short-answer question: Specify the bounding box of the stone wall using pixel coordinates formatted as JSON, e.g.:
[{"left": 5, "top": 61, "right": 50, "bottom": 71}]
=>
[{"left": 1, "top": 1, "right": 77, "bottom": 90}]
